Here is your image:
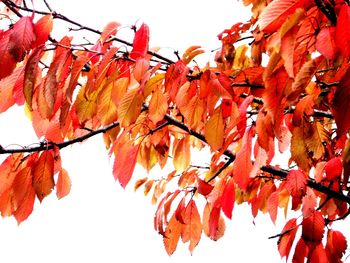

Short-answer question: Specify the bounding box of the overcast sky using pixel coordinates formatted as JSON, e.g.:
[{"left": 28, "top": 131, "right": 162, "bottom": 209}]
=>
[{"left": 0, "top": 1, "right": 310, "bottom": 262}]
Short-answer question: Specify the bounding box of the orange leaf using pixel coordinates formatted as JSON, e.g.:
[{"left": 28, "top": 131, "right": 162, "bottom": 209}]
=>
[
  {"left": 203, "top": 203, "right": 225, "bottom": 241},
  {"left": 9, "top": 16, "right": 35, "bottom": 62},
  {"left": 113, "top": 134, "right": 139, "bottom": 188},
  {"left": 286, "top": 169, "right": 307, "bottom": 198},
  {"left": 335, "top": 4, "right": 350, "bottom": 58},
  {"left": 33, "top": 150, "right": 55, "bottom": 202},
  {"left": 302, "top": 188, "right": 316, "bottom": 217},
  {"left": 118, "top": 87, "right": 143, "bottom": 127},
  {"left": 205, "top": 107, "right": 224, "bottom": 151},
  {"left": 221, "top": 177, "right": 235, "bottom": 219},
  {"left": 56, "top": 168, "right": 71, "bottom": 199},
  {"left": 0, "top": 153, "right": 24, "bottom": 196},
  {"left": 232, "top": 127, "right": 254, "bottom": 191},
  {"left": 163, "top": 213, "right": 183, "bottom": 255},
  {"left": 302, "top": 211, "right": 324, "bottom": 244},
  {"left": 148, "top": 86, "right": 168, "bottom": 124},
  {"left": 130, "top": 23, "right": 149, "bottom": 59},
  {"left": 33, "top": 14, "right": 53, "bottom": 47},
  {"left": 100, "top": 21, "right": 120, "bottom": 43},
  {"left": 258, "top": 0, "right": 312, "bottom": 33},
  {"left": 182, "top": 45, "right": 204, "bottom": 64},
  {"left": 181, "top": 200, "right": 202, "bottom": 254},
  {"left": 23, "top": 47, "right": 43, "bottom": 110},
  {"left": 12, "top": 166, "right": 35, "bottom": 224},
  {"left": 172, "top": 136, "right": 190, "bottom": 172},
  {"left": 278, "top": 218, "right": 298, "bottom": 260}
]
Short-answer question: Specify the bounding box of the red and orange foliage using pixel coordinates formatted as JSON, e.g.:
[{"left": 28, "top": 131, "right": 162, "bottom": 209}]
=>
[{"left": 0, "top": 0, "right": 349, "bottom": 261}]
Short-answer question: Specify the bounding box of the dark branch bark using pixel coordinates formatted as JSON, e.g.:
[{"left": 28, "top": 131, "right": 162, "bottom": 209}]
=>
[{"left": 0, "top": 122, "right": 120, "bottom": 154}]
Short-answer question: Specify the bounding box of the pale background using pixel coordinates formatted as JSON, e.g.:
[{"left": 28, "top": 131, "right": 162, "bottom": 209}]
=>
[{"left": 0, "top": 1, "right": 346, "bottom": 262}]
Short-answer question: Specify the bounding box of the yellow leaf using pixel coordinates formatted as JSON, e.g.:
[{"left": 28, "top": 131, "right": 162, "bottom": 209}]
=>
[
  {"left": 173, "top": 136, "right": 190, "bottom": 172},
  {"left": 148, "top": 87, "right": 168, "bottom": 124},
  {"left": 118, "top": 87, "right": 143, "bottom": 127},
  {"left": 144, "top": 73, "right": 165, "bottom": 98},
  {"left": 97, "top": 81, "right": 118, "bottom": 125},
  {"left": 75, "top": 85, "right": 98, "bottom": 124},
  {"left": 205, "top": 108, "right": 224, "bottom": 151},
  {"left": 182, "top": 45, "right": 205, "bottom": 64}
]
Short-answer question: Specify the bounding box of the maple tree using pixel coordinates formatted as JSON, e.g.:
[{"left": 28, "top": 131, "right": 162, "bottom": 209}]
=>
[{"left": 0, "top": 0, "right": 349, "bottom": 261}]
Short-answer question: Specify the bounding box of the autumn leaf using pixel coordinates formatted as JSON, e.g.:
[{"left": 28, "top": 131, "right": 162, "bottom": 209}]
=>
[
  {"left": 204, "top": 107, "right": 224, "bottom": 151},
  {"left": 163, "top": 213, "right": 183, "bottom": 255},
  {"left": 292, "top": 238, "right": 309, "bottom": 263},
  {"left": 221, "top": 177, "right": 235, "bottom": 219},
  {"left": 258, "top": 0, "right": 312, "bottom": 33},
  {"left": 181, "top": 200, "right": 202, "bottom": 254},
  {"left": 309, "top": 244, "right": 328, "bottom": 263},
  {"left": 286, "top": 169, "right": 307, "bottom": 198},
  {"left": 316, "top": 27, "right": 337, "bottom": 60},
  {"left": 130, "top": 23, "right": 149, "bottom": 59},
  {"left": 9, "top": 16, "right": 35, "bottom": 62},
  {"left": 333, "top": 67, "right": 350, "bottom": 136},
  {"left": 324, "top": 157, "right": 342, "bottom": 181},
  {"left": 197, "top": 178, "right": 214, "bottom": 196},
  {"left": 182, "top": 46, "right": 204, "bottom": 64},
  {"left": 335, "top": 4, "right": 350, "bottom": 58},
  {"left": 100, "top": 21, "right": 120, "bottom": 43},
  {"left": 118, "top": 87, "right": 143, "bottom": 127},
  {"left": 232, "top": 127, "right": 254, "bottom": 191},
  {"left": 278, "top": 218, "right": 298, "bottom": 260},
  {"left": 33, "top": 150, "right": 55, "bottom": 202},
  {"left": 56, "top": 169, "right": 71, "bottom": 199},
  {"left": 113, "top": 135, "right": 139, "bottom": 188},
  {"left": 12, "top": 166, "right": 35, "bottom": 224},
  {"left": 0, "top": 153, "right": 24, "bottom": 196},
  {"left": 326, "top": 230, "right": 347, "bottom": 262},
  {"left": 267, "top": 191, "right": 278, "bottom": 224},
  {"left": 33, "top": 14, "right": 53, "bottom": 47},
  {"left": 172, "top": 136, "right": 190, "bottom": 172},
  {"left": 0, "top": 30, "right": 17, "bottom": 79},
  {"left": 148, "top": 86, "right": 168, "bottom": 124},
  {"left": 302, "top": 211, "right": 324, "bottom": 244}
]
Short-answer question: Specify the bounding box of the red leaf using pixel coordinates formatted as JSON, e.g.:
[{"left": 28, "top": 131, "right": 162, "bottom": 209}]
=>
[
  {"left": 316, "top": 27, "right": 337, "bottom": 60},
  {"left": 325, "top": 157, "right": 342, "bottom": 181},
  {"left": 292, "top": 238, "right": 309, "bottom": 263},
  {"left": 278, "top": 218, "right": 299, "bottom": 260},
  {"left": 232, "top": 127, "right": 254, "bottom": 191},
  {"left": 56, "top": 168, "right": 71, "bottom": 199},
  {"left": 0, "top": 30, "right": 17, "bottom": 79},
  {"left": 206, "top": 205, "right": 225, "bottom": 241},
  {"left": 0, "top": 153, "right": 24, "bottom": 196},
  {"left": 33, "top": 14, "right": 53, "bottom": 47},
  {"left": 335, "top": 4, "right": 350, "bottom": 58},
  {"left": 221, "top": 178, "right": 235, "bottom": 219},
  {"left": 267, "top": 191, "right": 278, "bottom": 224},
  {"left": 326, "top": 230, "right": 347, "bottom": 261},
  {"left": 310, "top": 244, "right": 328, "bottom": 263},
  {"left": 197, "top": 178, "right": 214, "bottom": 196},
  {"left": 333, "top": 68, "right": 350, "bottom": 136},
  {"left": 33, "top": 150, "right": 55, "bottom": 202},
  {"left": 130, "top": 23, "right": 149, "bottom": 59},
  {"left": 221, "top": 99, "right": 232, "bottom": 118},
  {"left": 9, "top": 16, "right": 35, "bottom": 62},
  {"left": 163, "top": 213, "right": 183, "bottom": 255},
  {"left": 112, "top": 134, "right": 139, "bottom": 188},
  {"left": 286, "top": 169, "right": 307, "bottom": 197},
  {"left": 302, "top": 211, "right": 325, "bottom": 244}
]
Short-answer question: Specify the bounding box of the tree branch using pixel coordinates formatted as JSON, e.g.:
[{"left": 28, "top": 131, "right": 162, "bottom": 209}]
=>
[{"left": 0, "top": 122, "right": 120, "bottom": 154}]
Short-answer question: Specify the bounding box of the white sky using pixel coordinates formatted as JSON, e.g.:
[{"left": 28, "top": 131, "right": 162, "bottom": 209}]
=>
[{"left": 0, "top": 1, "right": 337, "bottom": 262}]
